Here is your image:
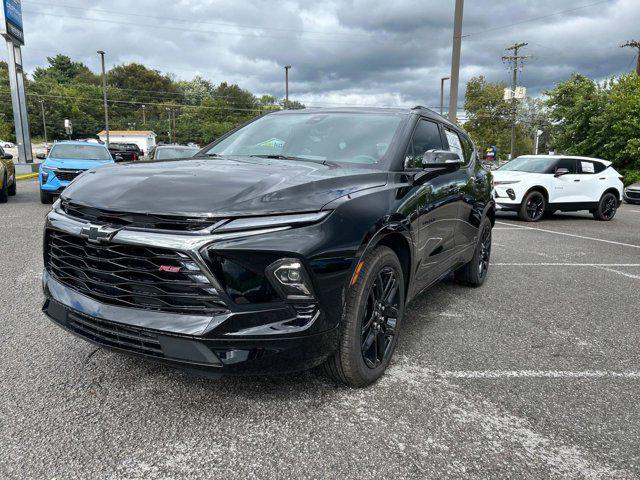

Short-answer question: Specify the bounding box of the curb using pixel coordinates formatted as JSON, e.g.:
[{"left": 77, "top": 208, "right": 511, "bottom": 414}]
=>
[{"left": 16, "top": 173, "right": 38, "bottom": 180}]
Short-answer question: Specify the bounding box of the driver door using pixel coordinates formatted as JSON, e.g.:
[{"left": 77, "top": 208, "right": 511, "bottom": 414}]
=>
[
  {"left": 551, "top": 158, "right": 582, "bottom": 203},
  {"left": 406, "top": 119, "right": 459, "bottom": 289}
]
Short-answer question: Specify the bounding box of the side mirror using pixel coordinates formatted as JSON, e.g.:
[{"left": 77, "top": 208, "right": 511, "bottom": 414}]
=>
[
  {"left": 422, "top": 150, "right": 463, "bottom": 170},
  {"left": 36, "top": 153, "right": 46, "bottom": 160},
  {"left": 554, "top": 168, "right": 570, "bottom": 177},
  {"left": 2, "top": 153, "right": 12, "bottom": 160},
  {"left": 115, "top": 154, "right": 124, "bottom": 162}
]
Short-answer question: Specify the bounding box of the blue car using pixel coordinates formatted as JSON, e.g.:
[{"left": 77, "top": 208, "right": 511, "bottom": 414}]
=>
[{"left": 39, "top": 142, "right": 115, "bottom": 204}]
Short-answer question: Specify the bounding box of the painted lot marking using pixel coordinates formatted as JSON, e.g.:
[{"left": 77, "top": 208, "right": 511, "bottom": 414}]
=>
[
  {"left": 492, "top": 263, "right": 640, "bottom": 267},
  {"left": 435, "top": 370, "right": 640, "bottom": 379},
  {"left": 495, "top": 221, "right": 640, "bottom": 249}
]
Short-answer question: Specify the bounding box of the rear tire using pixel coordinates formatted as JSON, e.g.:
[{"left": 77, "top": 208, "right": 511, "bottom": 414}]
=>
[
  {"left": 593, "top": 192, "right": 618, "bottom": 221},
  {"left": 320, "top": 246, "right": 405, "bottom": 388},
  {"left": 518, "top": 190, "right": 546, "bottom": 222},
  {"left": 8, "top": 177, "right": 16, "bottom": 196},
  {"left": 0, "top": 174, "right": 8, "bottom": 203},
  {"left": 455, "top": 217, "right": 492, "bottom": 287},
  {"left": 40, "top": 189, "right": 54, "bottom": 204}
]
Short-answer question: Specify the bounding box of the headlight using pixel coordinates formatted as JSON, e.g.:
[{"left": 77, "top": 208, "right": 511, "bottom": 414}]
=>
[
  {"left": 266, "top": 258, "right": 315, "bottom": 301},
  {"left": 216, "top": 211, "right": 330, "bottom": 233},
  {"left": 41, "top": 167, "right": 57, "bottom": 182}
]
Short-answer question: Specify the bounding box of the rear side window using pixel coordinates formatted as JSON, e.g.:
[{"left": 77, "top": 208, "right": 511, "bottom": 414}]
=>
[
  {"left": 577, "top": 160, "right": 606, "bottom": 174},
  {"left": 405, "top": 120, "right": 442, "bottom": 169},
  {"left": 555, "top": 158, "right": 576, "bottom": 174},
  {"left": 444, "top": 129, "right": 465, "bottom": 161}
]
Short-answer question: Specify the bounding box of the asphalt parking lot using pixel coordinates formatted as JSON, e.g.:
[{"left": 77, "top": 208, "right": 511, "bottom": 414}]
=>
[{"left": 1, "top": 179, "right": 639, "bottom": 479}]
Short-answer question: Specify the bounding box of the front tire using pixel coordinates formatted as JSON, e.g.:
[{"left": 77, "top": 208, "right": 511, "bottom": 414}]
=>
[
  {"left": 40, "top": 189, "right": 54, "bottom": 204},
  {"left": 593, "top": 192, "right": 618, "bottom": 221},
  {"left": 8, "top": 177, "right": 16, "bottom": 196},
  {"left": 0, "top": 174, "right": 8, "bottom": 203},
  {"left": 320, "top": 246, "right": 405, "bottom": 388},
  {"left": 518, "top": 190, "right": 546, "bottom": 222},
  {"left": 455, "top": 217, "right": 492, "bottom": 287}
]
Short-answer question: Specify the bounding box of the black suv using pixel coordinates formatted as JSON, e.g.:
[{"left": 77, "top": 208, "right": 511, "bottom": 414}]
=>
[{"left": 42, "top": 107, "right": 494, "bottom": 387}]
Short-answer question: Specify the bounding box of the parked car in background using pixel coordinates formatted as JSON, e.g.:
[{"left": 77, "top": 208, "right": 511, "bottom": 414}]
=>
[
  {"left": 37, "top": 141, "right": 115, "bottom": 204},
  {"left": 492, "top": 155, "right": 624, "bottom": 221},
  {"left": 42, "top": 107, "right": 495, "bottom": 387},
  {"left": 147, "top": 145, "right": 199, "bottom": 160},
  {"left": 0, "top": 139, "right": 15, "bottom": 148},
  {"left": 623, "top": 181, "right": 640, "bottom": 204},
  {"left": 108, "top": 142, "right": 144, "bottom": 162},
  {"left": 0, "top": 146, "right": 16, "bottom": 203}
]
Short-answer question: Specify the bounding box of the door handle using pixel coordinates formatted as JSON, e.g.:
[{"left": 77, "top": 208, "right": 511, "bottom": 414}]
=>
[{"left": 573, "top": 179, "right": 580, "bottom": 182}]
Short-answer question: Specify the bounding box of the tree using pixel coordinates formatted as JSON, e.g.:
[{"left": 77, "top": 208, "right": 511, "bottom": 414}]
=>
[
  {"left": 545, "top": 72, "right": 640, "bottom": 173},
  {"left": 33, "top": 55, "right": 97, "bottom": 85},
  {"left": 462, "top": 76, "right": 533, "bottom": 160}
]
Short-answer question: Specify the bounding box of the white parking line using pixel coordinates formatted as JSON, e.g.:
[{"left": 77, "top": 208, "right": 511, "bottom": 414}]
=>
[
  {"left": 495, "top": 221, "right": 640, "bottom": 249},
  {"left": 435, "top": 370, "right": 640, "bottom": 379},
  {"left": 492, "top": 263, "right": 640, "bottom": 267},
  {"left": 595, "top": 266, "right": 640, "bottom": 280}
]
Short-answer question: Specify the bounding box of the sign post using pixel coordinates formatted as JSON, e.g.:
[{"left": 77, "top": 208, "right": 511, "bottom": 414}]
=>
[{"left": 1, "top": 0, "right": 33, "bottom": 164}]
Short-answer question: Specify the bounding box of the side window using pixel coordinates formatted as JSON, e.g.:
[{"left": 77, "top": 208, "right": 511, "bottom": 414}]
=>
[
  {"left": 460, "top": 134, "right": 475, "bottom": 164},
  {"left": 405, "top": 119, "right": 442, "bottom": 169},
  {"left": 444, "top": 129, "right": 464, "bottom": 160},
  {"left": 577, "top": 160, "right": 596, "bottom": 174},
  {"left": 555, "top": 158, "right": 576, "bottom": 174}
]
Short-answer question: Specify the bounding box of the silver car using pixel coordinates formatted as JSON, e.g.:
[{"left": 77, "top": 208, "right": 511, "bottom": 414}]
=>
[{"left": 623, "top": 182, "right": 640, "bottom": 204}]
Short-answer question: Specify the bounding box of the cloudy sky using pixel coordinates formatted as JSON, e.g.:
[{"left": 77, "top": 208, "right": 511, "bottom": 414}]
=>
[{"left": 4, "top": 0, "right": 640, "bottom": 110}]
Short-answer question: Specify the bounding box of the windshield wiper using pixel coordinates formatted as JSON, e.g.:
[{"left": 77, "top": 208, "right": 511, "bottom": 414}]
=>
[{"left": 249, "top": 154, "right": 339, "bottom": 168}]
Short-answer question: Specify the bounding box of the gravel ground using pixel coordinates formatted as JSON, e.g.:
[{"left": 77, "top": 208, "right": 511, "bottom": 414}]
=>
[{"left": 1, "top": 179, "right": 639, "bottom": 479}]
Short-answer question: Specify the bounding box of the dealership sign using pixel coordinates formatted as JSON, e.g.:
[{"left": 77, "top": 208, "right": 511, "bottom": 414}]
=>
[{"left": 0, "top": 0, "right": 24, "bottom": 45}]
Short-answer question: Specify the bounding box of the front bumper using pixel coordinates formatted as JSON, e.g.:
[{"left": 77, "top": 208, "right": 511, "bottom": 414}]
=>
[
  {"left": 624, "top": 189, "right": 640, "bottom": 204},
  {"left": 43, "top": 272, "right": 339, "bottom": 375}
]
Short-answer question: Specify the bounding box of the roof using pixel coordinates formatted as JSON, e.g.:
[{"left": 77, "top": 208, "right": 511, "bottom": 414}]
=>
[
  {"left": 98, "top": 130, "right": 156, "bottom": 136},
  {"left": 269, "top": 106, "right": 458, "bottom": 128},
  {"left": 519, "top": 154, "right": 611, "bottom": 166},
  {"left": 52, "top": 141, "right": 109, "bottom": 148}
]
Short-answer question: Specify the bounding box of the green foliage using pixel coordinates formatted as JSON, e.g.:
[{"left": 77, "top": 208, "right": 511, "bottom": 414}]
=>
[
  {"left": 623, "top": 170, "right": 640, "bottom": 187},
  {"left": 0, "top": 55, "right": 305, "bottom": 146},
  {"left": 462, "top": 76, "right": 542, "bottom": 160},
  {"left": 545, "top": 72, "right": 640, "bottom": 173}
]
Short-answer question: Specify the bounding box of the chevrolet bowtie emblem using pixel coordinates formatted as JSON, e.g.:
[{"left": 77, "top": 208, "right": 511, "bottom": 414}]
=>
[{"left": 80, "top": 224, "right": 118, "bottom": 244}]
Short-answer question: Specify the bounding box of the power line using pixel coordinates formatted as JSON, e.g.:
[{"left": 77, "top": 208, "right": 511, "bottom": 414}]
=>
[{"left": 620, "top": 40, "right": 640, "bottom": 75}]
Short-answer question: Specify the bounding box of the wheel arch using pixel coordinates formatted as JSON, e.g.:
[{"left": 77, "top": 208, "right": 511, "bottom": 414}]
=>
[
  {"left": 523, "top": 185, "right": 550, "bottom": 203},
  {"left": 602, "top": 187, "right": 620, "bottom": 201}
]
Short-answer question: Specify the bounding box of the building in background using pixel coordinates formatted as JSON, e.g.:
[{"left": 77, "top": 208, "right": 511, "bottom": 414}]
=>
[{"left": 97, "top": 130, "right": 156, "bottom": 155}]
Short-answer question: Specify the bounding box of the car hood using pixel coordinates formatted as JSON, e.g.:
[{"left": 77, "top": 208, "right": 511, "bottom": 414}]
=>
[
  {"left": 626, "top": 182, "right": 640, "bottom": 190},
  {"left": 42, "top": 158, "right": 114, "bottom": 170},
  {"left": 61, "top": 157, "right": 388, "bottom": 217}
]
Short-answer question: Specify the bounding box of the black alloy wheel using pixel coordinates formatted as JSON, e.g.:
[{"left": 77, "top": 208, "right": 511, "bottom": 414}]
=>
[
  {"left": 593, "top": 192, "right": 618, "bottom": 221},
  {"left": 320, "top": 246, "right": 405, "bottom": 387},
  {"left": 360, "top": 266, "right": 400, "bottom": 369},
  {"left": 478, "top": 224, "right": 492, "bottom": 280},
  {"left": 518, "top": 190, "right": 546, "bottom": 222},
  {"left": 0, "top": 173, "right": 8, "bottom": 203}
]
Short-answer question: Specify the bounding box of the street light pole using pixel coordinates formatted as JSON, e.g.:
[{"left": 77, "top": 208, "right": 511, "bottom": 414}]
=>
[
  {"left": 440, "top": 76, "right": 450, "bottom": 116},
  {"left": 142, "top": 104, "right": 146, "bottom": 126},
  {"left": 284, "top": 65, "right": 291, "bottom": 108},
  {"left": 97, "top": 50, "right": 110, "bottom": 147},
  {"left": 448, "top": 0, "right": 464, "bottom": 123}
]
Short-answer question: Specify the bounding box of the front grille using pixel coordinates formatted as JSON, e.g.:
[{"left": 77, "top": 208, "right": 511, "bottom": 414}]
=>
[
  {"left": 45, "top": 230, "right": 228, "bottom": 315},
  {"left": 56, "top": 169, "right": 85, "bottom": 182},
  {"left": 61, "top": 200, "right": 218, "bottom": 232},
  {"left": 67, "top": 310, "right": 163, "bottom": 357},
  {"left": 627, "top": 190, "right": 640, "bottom": 199}
]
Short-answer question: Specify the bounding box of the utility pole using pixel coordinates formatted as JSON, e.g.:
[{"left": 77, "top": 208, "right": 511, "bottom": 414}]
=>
[
  {"left": 97, "top": 50, "right": 110, "bottom": 147},
  {"left": 448, "top": 0, "right": 464, "bottom": 123},
  {"left": 142, "top": 104, "right": 146, "bottom": 126},
  {"left": 621, "top": 40, "right": 640, "bottom": 76},
  {"left": 440, "top": 76, "right": 450, "bottom": 116},
  {"left": 39, "top": 100, "right": 47, "bottom": 145},
  {"left": 284, "top": 65, "right": 291, "bottom": 109},
  {"left": 502, "top": 42, "right": 529, "bottom": 160}
]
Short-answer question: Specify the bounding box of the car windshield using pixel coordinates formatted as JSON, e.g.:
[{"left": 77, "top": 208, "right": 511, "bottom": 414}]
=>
[
  {"left": 156, "top": 147, "right": 199, "bottom": 160},
  {"left": 205, "top": 113, "right": 403, "bottom": 165},
  {"left": 49, "top": 144, "right": 112, "bottom": 161},
  {"left": 498, "top": 157, "right": 555, "bottom": 173}
]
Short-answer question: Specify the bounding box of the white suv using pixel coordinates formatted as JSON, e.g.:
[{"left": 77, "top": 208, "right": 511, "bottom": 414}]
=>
[{"left": 492, "top": 155, "right": 624, "bottom": 222}]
